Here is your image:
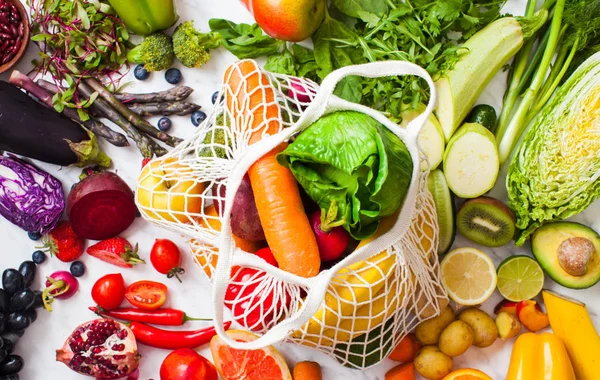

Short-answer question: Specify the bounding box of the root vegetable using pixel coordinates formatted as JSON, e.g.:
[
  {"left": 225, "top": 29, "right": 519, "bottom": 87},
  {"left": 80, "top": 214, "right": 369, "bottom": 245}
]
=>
[
  {"left": 67, "top": 172, "right": 137, "bottom": 240},
  {"left": 415, "top": 305, "right": 456, "bottom": 345},
  {"left": 414, "top": 346, "right": 453, "bottom": 380},
  {"left": 438, "top": 320, "right": 474, "bottom": 357},
  {"left": 496, "top": 311, "right": 521, "bottom": 340},
  {"left": 458, "top": 308, "right": 498, "bottom": 348}
]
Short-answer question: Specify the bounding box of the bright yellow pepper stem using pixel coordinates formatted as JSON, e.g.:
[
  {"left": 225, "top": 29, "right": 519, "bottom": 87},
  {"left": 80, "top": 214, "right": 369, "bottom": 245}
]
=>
[{"left": 506, "top": 332, "right": 576, "bottom": 380}]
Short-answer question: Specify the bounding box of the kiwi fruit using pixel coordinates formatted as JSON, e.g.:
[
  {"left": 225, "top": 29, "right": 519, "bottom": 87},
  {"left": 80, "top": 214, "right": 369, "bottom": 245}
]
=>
[{"left": 456, "top": 196, "right": 516, "bottom": 247}]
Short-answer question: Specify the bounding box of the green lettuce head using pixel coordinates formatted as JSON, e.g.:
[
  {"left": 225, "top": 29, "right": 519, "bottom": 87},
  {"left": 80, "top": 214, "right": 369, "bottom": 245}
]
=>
[{"left": 278, "top": 111, "right": 413, "bottom": 240}]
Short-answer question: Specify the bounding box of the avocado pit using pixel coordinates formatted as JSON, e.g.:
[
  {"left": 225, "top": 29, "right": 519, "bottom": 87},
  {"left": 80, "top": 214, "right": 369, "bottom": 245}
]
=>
[{"left": 557, "top": 237, "right": 595, "bottom": 276}]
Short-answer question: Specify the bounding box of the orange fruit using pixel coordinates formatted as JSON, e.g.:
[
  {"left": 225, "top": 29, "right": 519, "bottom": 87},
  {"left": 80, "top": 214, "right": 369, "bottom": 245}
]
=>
[
  {"left": 210, "top": 330, "right": 292, "bottom": 380},
  {"left": 442, "top": 368, "right": 493, "bottom": 380}
]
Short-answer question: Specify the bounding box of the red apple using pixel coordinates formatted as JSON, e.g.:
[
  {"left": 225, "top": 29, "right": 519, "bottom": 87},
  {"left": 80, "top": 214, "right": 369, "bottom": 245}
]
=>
[{"left": 242, "top": 0, "right": 327, "bottom": 42}]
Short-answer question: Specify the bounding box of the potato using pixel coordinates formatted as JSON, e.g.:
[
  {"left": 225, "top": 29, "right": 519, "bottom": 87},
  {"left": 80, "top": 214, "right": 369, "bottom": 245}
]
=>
[
  {"left": 212, "top": 174, "right": 265, "bottom": 241},
  {"left": 415, "top": 304, "right": 455, "bottom": 345},
  {"left": 458, "top": 307, "right": 498, "bottom": 348},
  {"left": 414, "top": 346, "right": 453, "bottom": 380},
  {"left": 439, "top": 320, "right": 474, "bottom": 357}
]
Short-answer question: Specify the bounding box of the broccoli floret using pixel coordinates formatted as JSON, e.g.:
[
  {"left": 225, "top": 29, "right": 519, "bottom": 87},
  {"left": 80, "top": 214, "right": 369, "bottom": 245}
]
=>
[
  {"left": 199, "top": 115, "right": 232, "bottom": 158},
  {"left": 172, "top": 21, "right": 222, "bottom": 68},
  {"left": 127, "top": 32, "right": 175, "bottom": 72}
]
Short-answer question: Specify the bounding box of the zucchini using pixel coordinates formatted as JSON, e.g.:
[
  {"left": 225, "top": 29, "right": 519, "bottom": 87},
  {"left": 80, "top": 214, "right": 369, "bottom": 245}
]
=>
[
  {"left": 443, "top": 123, "right": 499, "bottom": 198},
  {"left": 427, "top": 169, "right": 455, "bottom": 255},
  {"left": 434, "top": 11, "right": 547, "bottom": 141},
  {"left": 400, "top": 105, "right": 445, "bottom": 170},
  {"left": 466, "top": 104, "right": 497, "bottom": 132},
  {"left": 0, "top": 81, "right": 110, "bottom": 167}
]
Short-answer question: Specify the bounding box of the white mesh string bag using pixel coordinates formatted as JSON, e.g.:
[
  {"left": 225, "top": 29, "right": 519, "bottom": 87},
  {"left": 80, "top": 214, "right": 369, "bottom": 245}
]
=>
[{"left": 136, "top": 59, "right": 447, "bottom": 369}]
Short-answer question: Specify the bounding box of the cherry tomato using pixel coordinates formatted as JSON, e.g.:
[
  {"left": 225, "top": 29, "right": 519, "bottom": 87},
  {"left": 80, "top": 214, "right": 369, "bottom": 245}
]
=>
[
  {"left": 159, "top": 348, "right": 217, "bottom": 380},
  {"left": 150, "top": 239, "right": 184, "bottom": 282},
  {"left": 254, "top": 247, "right": 278, "bottom": 267},
  {"left": 125, "top": 280, "right": 168, "bottom": 310},
  {"left": 91, "top": 273, "right": 126, "bottom": 310},
  {"left": 224, "top": 249, "right": 289, "bottom": 331}
]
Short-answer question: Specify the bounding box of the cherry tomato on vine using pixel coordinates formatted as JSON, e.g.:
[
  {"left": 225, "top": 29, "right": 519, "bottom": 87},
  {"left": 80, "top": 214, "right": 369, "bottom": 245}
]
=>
[
  {"left": 150, "top": 239, "right": 185, "bottom": 282},
  {"left": 125, "top": 280, "right": 168, "bottom": 310},
  {"left": 91, "top": 273, "right": 126, "bottom": 310}
]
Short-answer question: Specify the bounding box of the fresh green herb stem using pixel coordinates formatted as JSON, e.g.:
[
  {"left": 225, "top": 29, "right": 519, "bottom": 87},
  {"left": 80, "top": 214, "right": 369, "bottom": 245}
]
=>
[
  {"left": 498, "top": 0, "right": 566, "bottom": 164},
  {"left": 515, "top": 26, "right": 552, "bottom": 95},
  {"left": 495, "top": 0, "right": 538, "bottom": 135}
]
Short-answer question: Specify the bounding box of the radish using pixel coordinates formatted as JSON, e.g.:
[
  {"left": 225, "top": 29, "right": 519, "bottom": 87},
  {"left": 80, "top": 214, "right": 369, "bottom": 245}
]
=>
[
  {"left": 43, "top": 270, "right": 79, "bottom": 311},
  {"left": 67, "top": 172, "right": 136, "bottom": 240},
  {"left": 287, "top": 79, "right": 315, "bottom": 105},
  {"left": 310, "top": 205, "right": 350, "bottom": 262}
]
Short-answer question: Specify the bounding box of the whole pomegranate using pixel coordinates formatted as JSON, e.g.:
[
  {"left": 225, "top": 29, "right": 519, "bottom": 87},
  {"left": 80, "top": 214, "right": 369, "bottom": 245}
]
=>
[{"left": 56, "top": 318, "right": 140, "bottom": 379}]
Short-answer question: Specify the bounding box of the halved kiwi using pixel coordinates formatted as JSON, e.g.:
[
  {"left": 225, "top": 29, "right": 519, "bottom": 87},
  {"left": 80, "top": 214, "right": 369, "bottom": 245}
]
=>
[{"left": 457, "top": 197, "right": 515, "bottom": 247}]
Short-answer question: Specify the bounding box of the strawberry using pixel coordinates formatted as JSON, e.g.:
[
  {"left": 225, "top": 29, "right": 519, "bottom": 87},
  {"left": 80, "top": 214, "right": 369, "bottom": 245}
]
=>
[
  {"left": 42, "top": 221, "right": 85, "bottom": 262},
  {"left": 87, "top": 237, "right": 145, "bottom": 268}
]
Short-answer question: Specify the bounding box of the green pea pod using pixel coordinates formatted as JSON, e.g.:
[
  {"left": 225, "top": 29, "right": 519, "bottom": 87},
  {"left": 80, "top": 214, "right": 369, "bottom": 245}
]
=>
[{"left": 109, "top": 0, "right": 178, "bottom": 36}]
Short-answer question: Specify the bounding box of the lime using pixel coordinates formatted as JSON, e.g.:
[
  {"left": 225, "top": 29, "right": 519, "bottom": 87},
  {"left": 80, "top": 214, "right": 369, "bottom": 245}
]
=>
[
  {"left": 496, "top": 255, "right": 544, "bottom": 302},
  {"left": 440, "top": 247, "right": 497, "bottom": 305}
]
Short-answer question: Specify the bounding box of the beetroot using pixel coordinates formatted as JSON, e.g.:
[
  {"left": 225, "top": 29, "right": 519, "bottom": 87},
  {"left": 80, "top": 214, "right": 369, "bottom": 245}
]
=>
[
  {"left": 212, "top": 174, "right": 265, "bottom": 241},
  {"left": 56, "top": 318, "right": 140, "bottom": 379},
  {"left": 67, "top": 172, "right": 136, "bottom": 240}
]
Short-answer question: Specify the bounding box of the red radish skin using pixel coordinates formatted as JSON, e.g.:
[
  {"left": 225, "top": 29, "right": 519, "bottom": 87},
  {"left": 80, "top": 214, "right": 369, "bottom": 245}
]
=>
[
  {"left": 45, "top": 271, "right": 79, "bottom": 300},
  {"left": 67, "top": 172, "right": 136, "bottom": 240},
  {"left": 310, "top": 211, "right": 350, "bottom": 262},
  {"left": 287, "top": 79, "right": 315, "bottom": 104}
]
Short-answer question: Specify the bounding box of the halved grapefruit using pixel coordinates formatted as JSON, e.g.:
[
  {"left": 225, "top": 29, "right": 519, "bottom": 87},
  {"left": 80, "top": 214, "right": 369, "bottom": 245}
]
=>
[
  {"left": 442, "top": 368, "right": 493, "bottom": 380},
  {"left": 210, "top": 330, "right": 292, "bottom": 380}
]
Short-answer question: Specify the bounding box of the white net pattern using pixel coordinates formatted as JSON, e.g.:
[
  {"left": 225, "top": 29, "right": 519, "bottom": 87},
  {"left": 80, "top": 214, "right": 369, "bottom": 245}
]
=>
[{"left": 136, "top": 59, "right": 447, "bottom": 369}]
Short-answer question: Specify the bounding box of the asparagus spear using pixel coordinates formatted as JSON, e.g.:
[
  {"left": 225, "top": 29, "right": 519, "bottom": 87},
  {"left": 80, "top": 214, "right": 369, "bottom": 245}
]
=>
[
  {"left": 38, "top": 79, "right": 156, "bottom": 158},
  {"left": 127, "top": 101, "right": 201, "bottom": 116},
  {"left": 8, "top": 72, "right": 129, "bottom": 147},
  {"left": 115, "top": 86, "right": 194, "bottom": 103},
  {"left": 85, "top": 78, "right": 182, "bottom": 147}
]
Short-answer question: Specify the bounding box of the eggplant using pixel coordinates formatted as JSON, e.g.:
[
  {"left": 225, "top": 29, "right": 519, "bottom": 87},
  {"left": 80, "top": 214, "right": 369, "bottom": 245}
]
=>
[{"left": 0, "top": 81, "right": 110, "bottom": 167}]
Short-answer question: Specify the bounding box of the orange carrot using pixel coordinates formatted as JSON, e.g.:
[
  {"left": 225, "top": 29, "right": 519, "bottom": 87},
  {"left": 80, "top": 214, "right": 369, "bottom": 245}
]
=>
[
  {"left": 224, "top": 60, "right": 320, "bottom": 277},
  {"left": 293, "top": 361, "right": 322, "bottom": 380},
  {"left": 385, "top": 362, "right": 415, "bottom": 380},
  {"left": 389, "top": 333, "right": 421, "bottom": 362}
]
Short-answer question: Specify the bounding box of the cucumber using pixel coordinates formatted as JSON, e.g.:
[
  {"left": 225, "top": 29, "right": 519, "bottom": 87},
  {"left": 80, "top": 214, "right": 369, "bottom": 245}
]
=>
[
  {"left": 427, "top": 169, "right": 456, "bottom": 255},
  {"left": 443, "top": 123, "right": 499, "bottom": 198},
  {"left": 400, "top": 105, "right": 445, "bottom": 170},
  {"left": 466, "top": 104, "right": 497, "bottom": 132}
]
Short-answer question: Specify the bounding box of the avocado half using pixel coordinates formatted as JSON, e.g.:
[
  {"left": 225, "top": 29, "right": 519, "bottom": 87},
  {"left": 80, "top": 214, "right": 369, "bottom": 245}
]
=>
[{"left": 531, "top": 221, "right": 600, "bottom": 289}]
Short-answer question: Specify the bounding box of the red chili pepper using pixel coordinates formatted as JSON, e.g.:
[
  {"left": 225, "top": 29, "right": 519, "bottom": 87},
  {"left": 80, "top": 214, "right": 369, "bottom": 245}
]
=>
[
  {"left": 129, "top": 321, "right": 233, "bottom": 349},
  {"left": 89, "top": 306, "right": 207, "bottom": 326}
]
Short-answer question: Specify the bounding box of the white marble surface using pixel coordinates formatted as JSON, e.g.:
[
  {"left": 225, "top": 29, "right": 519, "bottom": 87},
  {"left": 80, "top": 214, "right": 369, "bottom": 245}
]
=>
[{"left": 2, "top": 0, "right": 600, "bottom": 379}]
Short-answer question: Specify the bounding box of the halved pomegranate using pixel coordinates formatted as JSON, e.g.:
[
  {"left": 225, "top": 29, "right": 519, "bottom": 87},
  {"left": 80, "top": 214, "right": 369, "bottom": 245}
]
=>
[{"left": 56, "top": 318, "right": 140, "bottom": 379}]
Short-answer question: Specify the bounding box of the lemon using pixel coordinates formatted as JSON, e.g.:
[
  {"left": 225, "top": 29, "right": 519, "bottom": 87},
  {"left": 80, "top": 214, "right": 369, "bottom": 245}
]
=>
[
  {"left": 441, "top": 247, "right": 497, "bottom": 305},
  {"left": 496, "top": 255, "right": 544, "bottom": 302}
]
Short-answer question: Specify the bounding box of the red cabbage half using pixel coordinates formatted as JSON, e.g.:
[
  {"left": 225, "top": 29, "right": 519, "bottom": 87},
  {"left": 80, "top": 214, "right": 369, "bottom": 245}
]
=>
[{"left": 0, "top": 154, "right": 65, "bottom": 233}]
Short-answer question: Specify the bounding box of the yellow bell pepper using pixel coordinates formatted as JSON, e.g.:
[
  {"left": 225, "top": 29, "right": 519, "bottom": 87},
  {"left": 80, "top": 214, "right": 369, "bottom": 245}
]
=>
[{"left": 506, "top": 332, "right": 576, "bottom": 380}]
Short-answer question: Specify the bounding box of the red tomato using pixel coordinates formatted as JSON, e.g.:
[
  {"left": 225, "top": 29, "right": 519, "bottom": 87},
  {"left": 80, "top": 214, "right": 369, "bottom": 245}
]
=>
[
  {"left": 150, "top": 239, "right": 184, "bottom": 282},
  {"left": 91, "top": 273, "right": 126, "bottom": 310},
  {"left": 159, "top": 348, "right": 217, "bottom": 380},
  {"left": 254, "top": 247, "right": 278, "bottom": 267},
  {"left": 125, "top": 280, "right": 168, "bottom": 310}
]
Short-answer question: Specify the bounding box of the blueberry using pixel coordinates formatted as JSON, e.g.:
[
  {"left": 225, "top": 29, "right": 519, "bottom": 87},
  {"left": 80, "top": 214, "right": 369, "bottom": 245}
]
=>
[
  {"left": 165, "top": 68, "right": 182, "bottom": 84},
  {"left": 134, "top": 65, "right": 150, "bottom": 81},
  {"left": 31, "top": 250, "right": 46, "bottom": 265},
  {"left": 211, "top": 91, "right": 220, "bottom": 104},
  {"left": 191, "top": 110, "right": 207, "bottom": 127},
  {"left": 70, "top": 261, "right": 85, "bottom": 278},
  {"left": 157, "top": 117, "right": 172, "bottom": 132},
  {"left": 27, "top": 232, "right": 41, "bottom": 241}
]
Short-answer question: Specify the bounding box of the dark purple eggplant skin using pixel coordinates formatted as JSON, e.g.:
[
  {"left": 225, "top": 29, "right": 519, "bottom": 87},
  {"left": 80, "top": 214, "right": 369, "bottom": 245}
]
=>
[{"left": 0, "top": 81, "right": 90, "bottom": 166}]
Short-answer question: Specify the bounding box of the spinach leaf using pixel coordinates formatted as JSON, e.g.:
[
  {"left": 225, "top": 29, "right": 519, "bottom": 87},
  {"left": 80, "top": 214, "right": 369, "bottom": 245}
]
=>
[
  {"left": 332, "top": 0, "right": 388, "bottom": 18},
  {"left": 209, "top": 18, "right": 283, "bottom": 59},
  {"left": 265, "top": 50, "right": 296, "bottom": 76}
]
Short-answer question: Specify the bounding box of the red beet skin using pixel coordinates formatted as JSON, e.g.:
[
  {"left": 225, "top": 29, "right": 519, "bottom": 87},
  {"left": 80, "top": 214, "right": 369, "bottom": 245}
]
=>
[{"left": 67, "top": 172, "right": 136, "bottom": 240}]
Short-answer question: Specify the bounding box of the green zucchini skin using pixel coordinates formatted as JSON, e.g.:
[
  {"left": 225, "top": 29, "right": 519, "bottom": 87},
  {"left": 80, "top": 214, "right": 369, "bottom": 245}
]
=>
[
  {"left": 0, "top": 81, "right": 90, "bottom": 166},
  {"left": 467, "top": 104, "right": 497, "bottom": 132}
]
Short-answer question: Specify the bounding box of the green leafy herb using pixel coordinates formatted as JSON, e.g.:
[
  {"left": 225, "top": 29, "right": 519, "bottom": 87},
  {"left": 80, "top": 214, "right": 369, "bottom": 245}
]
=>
[{"left": 208, "top": 19, "right": 283, "bottom": 59}]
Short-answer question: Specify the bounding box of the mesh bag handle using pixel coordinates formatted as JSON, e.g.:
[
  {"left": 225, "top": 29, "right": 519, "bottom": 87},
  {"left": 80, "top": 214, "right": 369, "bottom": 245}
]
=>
[{"left": 211, "top": 60, "right": 437, "bottom": 350}]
